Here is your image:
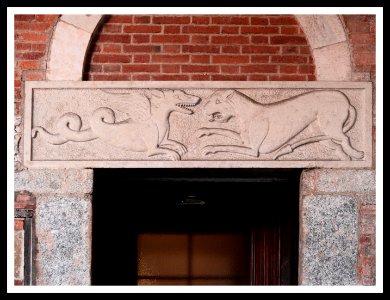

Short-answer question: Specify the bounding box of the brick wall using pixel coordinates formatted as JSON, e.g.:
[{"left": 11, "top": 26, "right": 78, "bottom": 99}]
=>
[
  {"left": 14, "top": 15, "right": 60, "bottom": 116},
  {"left": 84, "top": 15, "right": 316, "bottom": 81},
  {"left": 343, "top": 15, "right": 376, "bottom": 286}
]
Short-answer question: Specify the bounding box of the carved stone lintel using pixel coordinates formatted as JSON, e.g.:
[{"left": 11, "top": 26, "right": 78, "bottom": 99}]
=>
[{"left": 24, "top": 81, "right": 372, "bottom": 168}]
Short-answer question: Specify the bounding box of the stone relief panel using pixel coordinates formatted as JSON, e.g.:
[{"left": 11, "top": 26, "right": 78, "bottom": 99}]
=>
[{"left": 24, "top": 81, "right": 372, "bottom": 168}]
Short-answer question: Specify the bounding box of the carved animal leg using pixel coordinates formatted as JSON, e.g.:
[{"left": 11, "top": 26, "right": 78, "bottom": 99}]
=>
[
  {"left": 196, "top": 128, "right": 243, "bottom": 143},
  {"left": 320, "top": 140, "right": 351, "bottom": 160},
  {"left": 202, "top": 145, "right": 258, "bottom": 157},
  {"left": 148, "top": 147, "right": 181, "bottom": 161},
  {"left": 330, "top": 135, "right": 364, "bottom": 160},
  {"left": 161, "top": 139, "right": 187, "bottom": 156}
]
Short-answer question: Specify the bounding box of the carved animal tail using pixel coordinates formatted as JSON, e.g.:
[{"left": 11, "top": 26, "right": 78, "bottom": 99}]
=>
[
  {"left": 343, "top": 105, "right": 357, "bottom": 133},
  {"left": 32, "top": 112, "right": 98, "bottom": 145}
]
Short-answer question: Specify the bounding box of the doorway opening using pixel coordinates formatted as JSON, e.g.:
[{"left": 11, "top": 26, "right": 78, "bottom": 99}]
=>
[{"left": 91, "top": 169, "right": 301, "bottom": 285}]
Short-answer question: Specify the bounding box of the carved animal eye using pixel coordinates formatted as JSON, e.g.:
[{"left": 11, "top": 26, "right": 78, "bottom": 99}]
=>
[{"left": 215, "top": 99, "right": 221, "bottom": 104}]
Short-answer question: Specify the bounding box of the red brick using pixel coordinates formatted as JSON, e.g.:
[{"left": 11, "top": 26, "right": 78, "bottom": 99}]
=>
[
  {"left": 31, "top": 44, "right": 46, "bottom": 52},
  {"left": 281, "top": 26, "right": 299, "bottom": 34},
  {"left": 151, "top": 74, "right": 189, "bottom": 80},
  {"left": 282, "top": 46, "right": 299, "bottom": 54},
  {"left": 153, "top": 16, "right": 190, "bottom": 24},
  {"left": 221, "top": 26, "right": 239, "bottom": 34},
  {"left": 362, "top": 278, "right": 374, "bottom": 286},
  {"left": 181, "top": 65, "right": 219, "bottom": 73},
  {"left": 152, "top": 55, "right": 189, "bottom": 63},
  {"left": 16, "top": 194, "right": 30, "bottom": 201},
  {"left": 192, "top": 16, "right": 210, "bottom": 24},
  {"left": 102, "top": 24, "right": 122, "bottom": 33},
  {"left": 359, "top": 236, "right": 371, "bottom": 244},
  {"left": 15, "top": 52, "right": 45, "bottom": 60},
  {"left": 299, "top": 65, "right": 315, "bottom": 74},
  {"left": 307, "top": 75, "right": 316, "bottom": 81},
  {"left": 102, "top": 44, "right": 122, "bottom": 53},
  {"left": 251, "top": 55, "right": 269, "bottom": 63},
  {"left": 211, "top": 16, "right": 249, "bottom": 25},
  {"left": 14, "top": 220, "right": 24, "bottom": 230},
  {"left": 15, "top": 80, "right": 22, "bottom": 88},
  {"left": 211, "top": 35, "right": 249, "bottom": 44},
  {"left": 191, "top": 74, "right": 211, "bottom": 80},
  {"left": 15, "top": 42, "right": 31, "bottom": 51},
  {"left": 300, "top": 46, "right": 311, "bottom": 54},
  {"left": 108, "top": 15, "right": 133, "bottom": 23},
  {"left": 90, "top": 44, "right": 101, "bottom": 53},
  {"left": 221, "top": 66, "right": 239, "bottom": 74},
  {"left": 123, "top": 45, "right": 161, "bottom": 53},
  {"left": 133, "top": 35, "right": 150, "bottom": 43},
  {"left": 280, "top": 65, "right": 298, "bottom": 74},
  {"left": 15, "top": 15, "right": 36, "bottom": 21},
  {"left": 16, "top": 32, "right": 47, "bottom": 42},
  {"left": 242, "top": 45, "right": 279, "bottom": 54},
  {"left": 103, "top": 64, "right": 121, "bottom": 72},
  {"left": 222, "top": 46, "right": 240, "bottom": 54},
  {"left": 353, "top": 44, "right": 375, "bottom": 53},
  {"left": 271, "top": 55, "right": 307, "bottom": 64},
  {"left": 93, "top": 54, "right": 131, "bottom": 63},
  {"left": 251, "top": 17, "right": 268, "bottom": 25},
  {"left": 134, "top": 16, "right": 151, "bottom": 24},
  {"left": 211, "top": 75, "right": 247, "bottom": 81},
  {"left": 151, "top": 35, "right": 190, "bottom": 43},
  {"left": 241, "top": 65, "right": 278, "bottom": 73},
  {"left": 212, "top": 55, "right": 249, "bottom": 64},
  {"left": 98, "top": 34, "right": 131, "bottom": 43},
  {"left": 14, "top": 280, "right": 24, "bottom": 286},
  {"left": 18, "top": 61, "right": 41, "bottom": 69},
  {"left": 191, "top": 35, "right": 209, "bottom": 44},
  {"left": 361, "top": 205, "right": 376, "bottom": 214},
  {"left": 133, "top": 55, "right": 150, "bottom": 63},
  {"left": 271, "top": 36, "right": 307, "bottom": 45},
  {"left": 162, "top": 65, "right": 181, "bottom": 73},
  {"left": 123, "top": 25, "right": 161, "bottom": 33},
  {"left": 269, "top": 16, "right": 297, "bottom": 25},
  {"left": 183, "top": 25, "right": 220, "bottom": 34},
  {"left": 183, "top": 45, "right": 220, "bottom": 54},
  {"left": 251, "top": 36, "right": 269, "bottom": 44},
  {"left": 123, "top": 64, "right": 161, "bottom": 72},
  {"left": 162, "top": 45, "right": 181, "bottom": 53},
  {"left": 269, "top": 75, "right": 306, "bottom": 81},
  {"left": 35, "top": 15, "right": 59, "bottom": 22},
  {"left": 88, "top": 64, "right": 102, "bottom": 72},
  {"left": 23, "top": 70, "right": 45, "bottom": 80},
  {"left": 132, "top": 74, "right": 150, "bottom": 80},
  {"left": 164, "top": 25, "right": 181, "bottom": 34},
  {"left": 345, "top": 21, "right": 371, "bottom": 33},
  {"left": 15, "top": 22, "right": 52, "bottom": 31},
  {"left": 354, "top": 53, "right": 375, "bottom": 65},
  {"left": 241, "top": 26, "right": 279, "bottom": 34},
  {"left": 191, "top": 55, "right": 210, "bottom": 64},
  {"left": 350, "top": 33, "right": 375, "bottom": 44},
  {"left": 93, "top": 74, "right": 129, "bottom": 80},
  {"left": 249, "top": 75, "right": 267, "bottom": 80}
]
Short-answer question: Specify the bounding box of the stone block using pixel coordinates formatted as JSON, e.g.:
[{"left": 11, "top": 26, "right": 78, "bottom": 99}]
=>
[
  {"left": 15, "top": 169, "right": 93, "bottom": 194},
  {"left": 317, "top": 169, "right": 375, "bottom": 193},
  {"left": 301, "top": 195, "right": 358, "bottom": 285},
  {"left": 14, "top": 229, "right": 24, "bottom": 281},
  {"left": 35, "top": 195, "right": 92, "bottom": 285},
  {"left": 60, "top": 15, "right": 102, "bottom": 33}
]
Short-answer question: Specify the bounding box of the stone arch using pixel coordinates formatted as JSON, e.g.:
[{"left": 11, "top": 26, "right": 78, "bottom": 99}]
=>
[{"left": 46, "top": 14, "right": 352, "bottom": 81}]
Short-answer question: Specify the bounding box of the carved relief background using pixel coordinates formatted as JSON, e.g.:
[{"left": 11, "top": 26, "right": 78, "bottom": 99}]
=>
[{"left": 25, "top": 81, "right": 372, "bottom": 168}]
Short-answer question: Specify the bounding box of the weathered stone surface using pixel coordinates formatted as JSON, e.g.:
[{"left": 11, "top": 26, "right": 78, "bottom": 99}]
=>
[
  {"left": 35, "top": 195, "right": 92, "bottom": 285},
  {"left": 24, "top": 81, "right": 372, "bottom": 168},
  {"left": 14, "top": 229, "right": 24, "bottom": 281},
  {"left": 301, "top": 195, "right": 358, "bottom": 285},
  {"left": 14, "top": 169, "right": 93, "bottom": 194},
  {"left": 296, "top": 15, "right": 347, "bottom": 49},
  {"left": 60, "top": 15, "right": 102, "bottom": 34},
  {"left": 46, "top": 21, "right": 91, "bottom": 81},
  {"left": 317, "top": 169, "right": 375, "bottom": 193},
  {"left": 313, "top": 42, "right": 352, "bottom": 81}
]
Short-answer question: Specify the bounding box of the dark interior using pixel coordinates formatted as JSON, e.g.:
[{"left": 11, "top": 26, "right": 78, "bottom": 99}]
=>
[{"left": 91, "top": 169, "right": 301, "bottom": 285}]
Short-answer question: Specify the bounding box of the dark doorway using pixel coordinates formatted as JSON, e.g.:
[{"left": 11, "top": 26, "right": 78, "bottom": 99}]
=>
[{"left": 91, "top": 169, "right": 300, "bottom": 285}]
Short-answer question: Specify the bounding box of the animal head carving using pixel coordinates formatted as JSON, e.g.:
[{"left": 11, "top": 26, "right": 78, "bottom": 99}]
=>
[
  {"left": 144, "top": 89, "right": 201, "bottom": 115},
  {"left": 204, "top": 89, "right": 236, "bottom": 123}
]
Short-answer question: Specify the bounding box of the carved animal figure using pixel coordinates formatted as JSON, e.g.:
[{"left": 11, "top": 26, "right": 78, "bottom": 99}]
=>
[
  {"left": 32, "top": 89, "right": 200, "bottom": 160},
  {"left": 197, "top": 89, "right": 364, "bottom": 160}
]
